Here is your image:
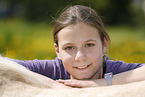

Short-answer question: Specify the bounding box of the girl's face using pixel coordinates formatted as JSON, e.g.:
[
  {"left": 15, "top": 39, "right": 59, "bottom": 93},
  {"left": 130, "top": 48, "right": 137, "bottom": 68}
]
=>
[{"left": 55, "top": 22, "right": 108, "bottom": 80}]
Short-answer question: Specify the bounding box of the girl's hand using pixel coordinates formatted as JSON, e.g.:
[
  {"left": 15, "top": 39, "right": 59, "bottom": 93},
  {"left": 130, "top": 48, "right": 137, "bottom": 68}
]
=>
[{"left": 56, "top": 79, "right": 99, "bottom": 88}]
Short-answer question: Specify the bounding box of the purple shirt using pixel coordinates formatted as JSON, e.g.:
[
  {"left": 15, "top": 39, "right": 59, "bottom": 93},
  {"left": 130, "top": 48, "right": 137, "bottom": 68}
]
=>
[{"left": 12, "top": 57, "right": 144, "bottom": 80}]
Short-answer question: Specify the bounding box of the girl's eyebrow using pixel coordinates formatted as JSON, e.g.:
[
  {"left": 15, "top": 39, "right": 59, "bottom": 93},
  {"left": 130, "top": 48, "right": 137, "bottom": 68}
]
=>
[
  {"left": 62, "top": 43, "right": 74, "bottom": 46},
  {"left": 85, "top": 39, "right": 97, "bottom": 42}
]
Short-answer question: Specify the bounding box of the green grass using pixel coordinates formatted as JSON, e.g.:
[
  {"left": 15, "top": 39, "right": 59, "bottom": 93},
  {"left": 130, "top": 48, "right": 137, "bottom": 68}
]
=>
[
  {"left": 107, "top": 25, "right": 145, "bottom": 63},
  {"left": 0, "top": 19, "right": 56, "bottom": 60},
  {"left": 0, "top": 19, "right": 145, "bottom": 64}
]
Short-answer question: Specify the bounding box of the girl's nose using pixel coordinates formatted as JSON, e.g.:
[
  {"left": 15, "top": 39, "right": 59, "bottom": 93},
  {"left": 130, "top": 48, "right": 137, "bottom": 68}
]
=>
[{"left": 75, "top": 49, "right": 87, "bottom": 62}]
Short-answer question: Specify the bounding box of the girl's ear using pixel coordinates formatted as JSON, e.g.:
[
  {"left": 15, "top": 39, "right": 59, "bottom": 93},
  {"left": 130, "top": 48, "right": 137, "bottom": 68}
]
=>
[
  {"left": 103, "top": 37, "right": 108, "bottom": 54},
  {"left": 54, "top": 43, "right": 61, "bottom": 60}
]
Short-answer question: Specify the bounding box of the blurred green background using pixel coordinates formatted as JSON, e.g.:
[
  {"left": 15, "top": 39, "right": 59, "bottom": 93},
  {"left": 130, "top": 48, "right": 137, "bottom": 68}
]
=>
[{"left": 0, "top": 0, "right": 145, "bottom": 63}]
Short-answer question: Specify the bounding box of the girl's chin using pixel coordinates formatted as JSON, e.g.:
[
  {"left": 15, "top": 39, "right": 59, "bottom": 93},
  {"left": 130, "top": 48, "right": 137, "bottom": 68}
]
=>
[
  {"left": 71, "top": 73, "right": 99, "bottom": 80},
  {"left": 71, "top": 75, "right": 91, "bottom": 80}
]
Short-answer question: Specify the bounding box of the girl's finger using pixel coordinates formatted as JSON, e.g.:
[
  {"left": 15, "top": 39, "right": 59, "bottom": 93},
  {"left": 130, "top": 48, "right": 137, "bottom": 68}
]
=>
[{"left": 56, "top": 79, "right": 65, "bottom": 84}]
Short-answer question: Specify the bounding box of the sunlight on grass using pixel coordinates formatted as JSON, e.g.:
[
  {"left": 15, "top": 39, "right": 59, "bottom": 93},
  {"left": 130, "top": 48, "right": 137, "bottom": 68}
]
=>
[
  {"left": 0, "top": 19, "right": 56, "bottom": 60},
  {"left": 107, "top": 25, "right": 145, "bottom": 63}
]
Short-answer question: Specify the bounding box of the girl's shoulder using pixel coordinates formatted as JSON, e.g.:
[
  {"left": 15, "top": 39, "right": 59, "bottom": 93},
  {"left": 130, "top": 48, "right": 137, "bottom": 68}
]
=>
[
  {"left": 5, "top": 57, "right": 69, "bottom": 80},
  {"left": 105, "top": 59, "right": 145, "bottom": 75}
]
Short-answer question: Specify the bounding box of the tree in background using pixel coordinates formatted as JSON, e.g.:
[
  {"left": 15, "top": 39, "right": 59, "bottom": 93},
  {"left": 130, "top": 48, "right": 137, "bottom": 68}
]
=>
[{"left": 0, "top": 0, "right": 144, "bottom": 25}]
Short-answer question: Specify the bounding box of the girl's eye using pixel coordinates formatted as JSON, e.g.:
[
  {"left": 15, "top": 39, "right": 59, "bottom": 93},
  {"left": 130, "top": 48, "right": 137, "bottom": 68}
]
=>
[
  {"left": 85, "top": 43, "right": 95, "bottom": 47},
  {"left": 65, "top": 46, "right": 74, "bottom": 50}
]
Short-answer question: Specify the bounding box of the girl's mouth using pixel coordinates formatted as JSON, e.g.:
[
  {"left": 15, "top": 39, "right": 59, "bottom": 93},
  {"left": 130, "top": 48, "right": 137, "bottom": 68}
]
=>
[{"left": 74, "top": 64, "right": 91, "bottom": 70}]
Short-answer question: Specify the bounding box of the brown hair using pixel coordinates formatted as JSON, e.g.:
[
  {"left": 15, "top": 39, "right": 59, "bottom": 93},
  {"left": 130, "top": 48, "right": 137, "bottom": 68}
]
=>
[{"left": 53, "top": 5, "right": 110, "bottom": 46}]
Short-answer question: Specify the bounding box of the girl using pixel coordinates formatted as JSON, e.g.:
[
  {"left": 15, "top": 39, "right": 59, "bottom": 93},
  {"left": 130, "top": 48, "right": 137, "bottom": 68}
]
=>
[{"left": 11, "top": 5, "right": 145, "bottom": 88}]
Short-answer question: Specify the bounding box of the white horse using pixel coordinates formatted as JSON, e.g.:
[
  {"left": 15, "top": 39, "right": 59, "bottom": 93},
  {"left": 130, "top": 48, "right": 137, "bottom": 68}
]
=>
[{"left": 0, "top": 57, "right": 145, "bottom": 97}]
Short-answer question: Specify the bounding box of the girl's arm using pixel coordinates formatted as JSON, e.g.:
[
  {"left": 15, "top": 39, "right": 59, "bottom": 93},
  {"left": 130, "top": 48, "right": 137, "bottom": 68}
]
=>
[
  {"left": 112, "top": 65, "right": 145, "bottom": 85},
  {"left": 57, "top": 65, "right": 145, "bottom": 87},
  {"left": 3, "top": 57, "right": 68, "bottom": 80}
]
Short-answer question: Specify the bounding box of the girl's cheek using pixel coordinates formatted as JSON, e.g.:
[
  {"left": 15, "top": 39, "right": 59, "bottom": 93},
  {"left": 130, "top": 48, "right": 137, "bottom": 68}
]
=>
[{"left": 61, "top": 52, "right": 73, "bottom": 61}]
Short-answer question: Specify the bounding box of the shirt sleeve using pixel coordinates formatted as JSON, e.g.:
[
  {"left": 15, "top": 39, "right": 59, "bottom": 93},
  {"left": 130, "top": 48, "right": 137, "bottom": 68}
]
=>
[
  {"left": 105, "top": 60, "right": 145, "bottom": 75},
  {"left": 9, "top": 58, "right": 57, "bottom": 79},
  {"left": 5, "top": 57, "right": 69, "bottom": 80}
]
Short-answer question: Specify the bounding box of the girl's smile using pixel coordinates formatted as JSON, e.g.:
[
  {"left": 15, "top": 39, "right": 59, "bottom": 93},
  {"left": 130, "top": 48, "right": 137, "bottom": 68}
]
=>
[
  {"left": 55, "top": 22, "right": 107, "bottom": 80},
  {"left": 74, "top": 64, "right": 91, "bottom": 70}
]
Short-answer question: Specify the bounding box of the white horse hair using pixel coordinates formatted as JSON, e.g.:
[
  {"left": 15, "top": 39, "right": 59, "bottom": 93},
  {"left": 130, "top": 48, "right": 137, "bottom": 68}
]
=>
[{"left": 0, "top": 56, "right": 145, "bottom": 97}]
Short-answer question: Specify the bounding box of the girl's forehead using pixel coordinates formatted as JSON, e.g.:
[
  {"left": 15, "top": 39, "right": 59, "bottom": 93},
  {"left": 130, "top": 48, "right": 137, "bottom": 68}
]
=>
[
  {"left": 65, "top": 22, "right": 98, "bottom": 31},
  {"left": 57, "top": 22, "right": 101, "bottom": 43},
  {"left": 59, "top": 22, "right": 99, "bottom": 36}
]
